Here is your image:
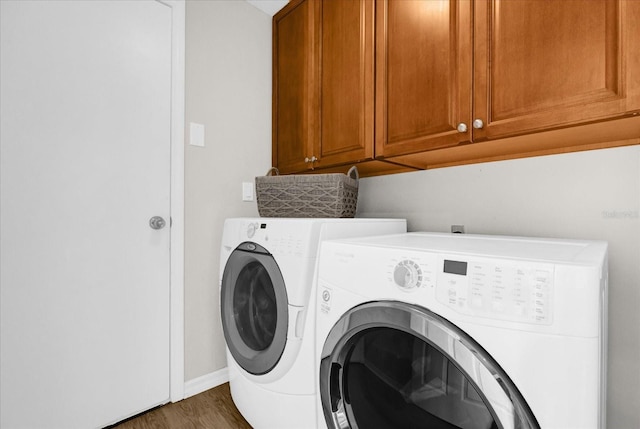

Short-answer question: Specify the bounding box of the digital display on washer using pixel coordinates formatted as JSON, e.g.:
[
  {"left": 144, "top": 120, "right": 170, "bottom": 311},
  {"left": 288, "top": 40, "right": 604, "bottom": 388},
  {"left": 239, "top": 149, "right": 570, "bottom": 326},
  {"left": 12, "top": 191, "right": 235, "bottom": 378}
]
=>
[{"left": 444, "top": 260, "right": 468, "bottom": 276}]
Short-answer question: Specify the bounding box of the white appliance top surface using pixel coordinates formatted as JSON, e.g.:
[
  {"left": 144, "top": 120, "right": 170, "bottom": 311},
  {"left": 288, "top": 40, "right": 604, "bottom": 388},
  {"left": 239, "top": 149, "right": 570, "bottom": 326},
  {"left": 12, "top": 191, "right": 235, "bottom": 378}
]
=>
[
  {"left": 229, "top": 217, "right": 405, "bottom": 224},
  {"left": 328, "top": 232, "right": 607, "bottom": 265}
]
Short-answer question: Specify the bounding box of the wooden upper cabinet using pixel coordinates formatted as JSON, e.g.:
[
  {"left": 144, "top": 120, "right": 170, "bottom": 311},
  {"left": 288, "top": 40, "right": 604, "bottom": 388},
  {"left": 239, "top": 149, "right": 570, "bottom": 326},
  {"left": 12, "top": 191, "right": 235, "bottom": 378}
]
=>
[
  {"left": 273, "top": 0, "right": 317, "bottom": 174},
  {"left": 375, "top": 0, "right": 473, "bottom": 158},
  {"left": 376, "top": 0, "right": 640, "bottom": 159},
  {"left": 316, "top": 0, "right": 374, "bottom": 169},
  {"left": 273, "top": 0, "right": 374, "bottom": 174},
  {"left": 274, "top": 0, "right": 639, "bottom": 174},
  {"left": 473, "top": 0, "right": 640, "bottom": 141}
]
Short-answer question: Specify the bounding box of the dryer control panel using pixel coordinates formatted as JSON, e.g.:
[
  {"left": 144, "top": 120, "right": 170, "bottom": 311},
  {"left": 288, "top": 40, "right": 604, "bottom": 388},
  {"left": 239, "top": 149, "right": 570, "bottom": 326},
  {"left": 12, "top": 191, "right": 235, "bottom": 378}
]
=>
[{"left": 435, "top": 257, "right": 554, "bottom": 325}]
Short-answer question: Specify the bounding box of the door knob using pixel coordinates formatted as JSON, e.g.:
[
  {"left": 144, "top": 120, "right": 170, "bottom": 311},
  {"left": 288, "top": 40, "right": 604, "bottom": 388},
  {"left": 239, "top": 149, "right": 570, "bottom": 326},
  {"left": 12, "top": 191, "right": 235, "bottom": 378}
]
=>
[
  {"left": 149, "top": 216, "right": 166, "bottom": 230},
  {"left": 473, "top": 119, "right": 484, "bottom": 129},
  {"left": 457, "top": 123, "right": 468, "bottom": 133}
]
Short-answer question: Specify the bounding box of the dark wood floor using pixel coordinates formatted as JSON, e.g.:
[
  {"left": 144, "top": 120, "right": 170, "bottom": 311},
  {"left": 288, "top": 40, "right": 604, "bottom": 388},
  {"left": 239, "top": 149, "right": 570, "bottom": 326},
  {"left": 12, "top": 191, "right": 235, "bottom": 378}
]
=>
[{"left": 113, "top": 383, "right": 252, "bottom": 429}]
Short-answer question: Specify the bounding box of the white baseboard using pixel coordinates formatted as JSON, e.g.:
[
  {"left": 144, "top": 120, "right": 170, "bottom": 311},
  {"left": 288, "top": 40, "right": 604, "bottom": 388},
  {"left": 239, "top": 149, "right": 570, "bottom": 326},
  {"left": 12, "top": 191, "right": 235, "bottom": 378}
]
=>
[{"left": 183, "top": 367, "right": 229, "bottom": 400}]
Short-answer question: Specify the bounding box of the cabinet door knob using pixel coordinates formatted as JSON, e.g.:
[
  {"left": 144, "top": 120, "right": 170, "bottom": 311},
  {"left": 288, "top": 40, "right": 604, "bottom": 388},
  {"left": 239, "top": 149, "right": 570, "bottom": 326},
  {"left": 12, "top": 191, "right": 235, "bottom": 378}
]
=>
[
  {"left": 310, "top": 156, "right": 317, "bottom": 162},
  {"left": 473, "top": 119, "right": 484, "bottom": 129},
  {"left": 304, "top": 157, "right": 310, "bottom": 163},
  {"left": 457, "top": 123, "right": 468, "bottom": 133}
]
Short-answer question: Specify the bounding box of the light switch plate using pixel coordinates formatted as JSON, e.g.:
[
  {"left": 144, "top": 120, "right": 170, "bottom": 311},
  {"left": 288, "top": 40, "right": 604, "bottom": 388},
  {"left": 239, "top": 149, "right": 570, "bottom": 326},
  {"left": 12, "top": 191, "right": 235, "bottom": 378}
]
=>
[
  {"left": 242, "top": 182, "right": 254, "bottom": 202},
  {"left": 189, "top": 122, "right": 205, "bottom": 147}
]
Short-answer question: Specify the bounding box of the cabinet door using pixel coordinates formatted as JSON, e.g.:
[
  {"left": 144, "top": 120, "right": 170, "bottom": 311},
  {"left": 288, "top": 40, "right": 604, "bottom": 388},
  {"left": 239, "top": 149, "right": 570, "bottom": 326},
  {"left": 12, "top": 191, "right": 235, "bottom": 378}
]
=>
[
  {"left": 473, "top": 0, "right": 640, "bottom": 141},
  {"left": 273, "top": 0, "right": 318, "bottom": 174},
  {"left": 375, "top": 0, "right": 473, "bottom": 158},
  {"left": 315, "top": 0, "right": 374, "bottom": 168}
]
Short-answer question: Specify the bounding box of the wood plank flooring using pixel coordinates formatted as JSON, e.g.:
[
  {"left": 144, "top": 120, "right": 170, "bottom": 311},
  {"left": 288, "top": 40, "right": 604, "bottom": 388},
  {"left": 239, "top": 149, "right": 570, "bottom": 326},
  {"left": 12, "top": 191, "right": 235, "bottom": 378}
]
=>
[{"left": 112, "top": 383, "right": 252, "bottom": 429}]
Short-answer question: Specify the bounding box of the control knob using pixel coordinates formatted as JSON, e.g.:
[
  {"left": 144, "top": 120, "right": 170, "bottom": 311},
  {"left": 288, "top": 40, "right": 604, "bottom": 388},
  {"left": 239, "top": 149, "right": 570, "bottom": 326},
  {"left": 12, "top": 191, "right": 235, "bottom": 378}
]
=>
[
  {"left": 246, "top": 222, "right": 258, "bottom": 238},
  {"left": 393, "top": 260, "right": 422, "bottom": 290}
]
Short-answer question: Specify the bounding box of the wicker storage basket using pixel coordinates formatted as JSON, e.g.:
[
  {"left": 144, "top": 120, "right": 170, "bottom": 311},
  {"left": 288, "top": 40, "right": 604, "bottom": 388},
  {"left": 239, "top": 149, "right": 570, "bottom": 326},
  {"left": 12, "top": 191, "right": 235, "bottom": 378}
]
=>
[{"left": 255, "top": 166, "right": 359, "bottom": 218}]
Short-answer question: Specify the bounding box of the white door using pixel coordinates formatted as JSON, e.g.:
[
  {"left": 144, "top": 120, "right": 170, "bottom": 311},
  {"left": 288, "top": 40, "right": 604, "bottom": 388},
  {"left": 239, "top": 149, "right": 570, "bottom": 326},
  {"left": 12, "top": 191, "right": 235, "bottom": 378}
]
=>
[{"left": 1, "top": 1, "right": 172, "bottom": 427}]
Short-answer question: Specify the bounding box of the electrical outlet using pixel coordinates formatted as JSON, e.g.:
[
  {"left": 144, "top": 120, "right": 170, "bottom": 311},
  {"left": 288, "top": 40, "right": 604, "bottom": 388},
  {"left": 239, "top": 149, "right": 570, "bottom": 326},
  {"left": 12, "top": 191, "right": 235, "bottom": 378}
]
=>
[{"left": 451, "top": 225, "right": 465, "bottom": 234}]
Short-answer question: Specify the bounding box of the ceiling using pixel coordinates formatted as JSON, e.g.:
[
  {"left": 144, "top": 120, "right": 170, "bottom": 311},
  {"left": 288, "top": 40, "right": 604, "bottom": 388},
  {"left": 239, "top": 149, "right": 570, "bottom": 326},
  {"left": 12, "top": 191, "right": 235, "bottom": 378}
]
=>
[{"left": 246, "top": 0, "right": 288, "bottom": 16}]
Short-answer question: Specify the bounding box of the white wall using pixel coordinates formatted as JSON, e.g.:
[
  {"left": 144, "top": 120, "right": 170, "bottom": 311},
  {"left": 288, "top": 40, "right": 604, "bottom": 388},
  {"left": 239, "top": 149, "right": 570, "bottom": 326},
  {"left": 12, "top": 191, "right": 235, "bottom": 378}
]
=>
[
  {"left": 357, "top": 145, "right": 640, "bottom": 429},
  {"left": 184, "top": 0, "right": 271, "bottom": 381}
]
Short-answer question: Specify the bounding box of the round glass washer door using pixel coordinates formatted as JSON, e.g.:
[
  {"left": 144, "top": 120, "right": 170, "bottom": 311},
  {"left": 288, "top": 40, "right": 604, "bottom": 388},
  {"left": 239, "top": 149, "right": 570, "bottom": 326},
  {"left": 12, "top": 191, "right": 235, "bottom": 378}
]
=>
[
  {"left": 319, "top": 301, "right": 540, "bottom": 429},
  {"left": 221, "top": 242, "right": 288, "bottom": 375}
]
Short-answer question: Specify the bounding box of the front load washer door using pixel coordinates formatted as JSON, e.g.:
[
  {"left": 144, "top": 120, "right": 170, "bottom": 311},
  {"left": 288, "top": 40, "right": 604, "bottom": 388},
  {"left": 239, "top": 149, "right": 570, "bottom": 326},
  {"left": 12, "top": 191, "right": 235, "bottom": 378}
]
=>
[
  {"left": 319, "top": 301, "right": 540, "bottom": 429},
  {"left": 221, "top": 242, "right": 288, "bottom": 375}
]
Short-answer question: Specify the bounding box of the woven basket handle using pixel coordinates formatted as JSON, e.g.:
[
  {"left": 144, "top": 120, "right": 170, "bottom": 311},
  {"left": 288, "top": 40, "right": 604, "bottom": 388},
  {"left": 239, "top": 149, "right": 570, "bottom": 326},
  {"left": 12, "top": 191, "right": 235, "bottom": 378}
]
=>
[
  {"left": 265, "top": 167, "right": 280, "bottom": 176},
  {"left": 347, "top": 166, "right": 359, "bottom": 181}
]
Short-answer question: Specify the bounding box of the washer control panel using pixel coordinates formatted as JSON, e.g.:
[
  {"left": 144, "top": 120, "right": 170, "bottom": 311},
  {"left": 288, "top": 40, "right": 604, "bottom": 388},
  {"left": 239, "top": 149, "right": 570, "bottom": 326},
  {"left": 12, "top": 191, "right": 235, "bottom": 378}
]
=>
[
  {"left": 241, "top": 221, "right": 305, "bottom": 257},
  {"left": 386, "top": 252, "right": 554, "bottom": 325},
  {"left": 435, "top": 257, "right": 554, "bottom": 325}
]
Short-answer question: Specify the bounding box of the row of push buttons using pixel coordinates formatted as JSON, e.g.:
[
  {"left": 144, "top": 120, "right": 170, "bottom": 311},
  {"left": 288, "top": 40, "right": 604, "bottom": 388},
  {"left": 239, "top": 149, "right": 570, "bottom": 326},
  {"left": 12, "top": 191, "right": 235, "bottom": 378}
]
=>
[{"left": 440, "top": 261, "right": 553, "bottom": 325}]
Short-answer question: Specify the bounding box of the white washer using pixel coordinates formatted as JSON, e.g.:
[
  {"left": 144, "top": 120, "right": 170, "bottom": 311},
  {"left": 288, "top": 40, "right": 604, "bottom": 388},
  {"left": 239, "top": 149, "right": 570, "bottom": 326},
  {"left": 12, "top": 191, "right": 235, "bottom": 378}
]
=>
[
  {"left": 315, "top": 232, "right": 608, "bottom": 429},
  {"left": 219, "top": 218, "right": 406, "bottom": 429}
]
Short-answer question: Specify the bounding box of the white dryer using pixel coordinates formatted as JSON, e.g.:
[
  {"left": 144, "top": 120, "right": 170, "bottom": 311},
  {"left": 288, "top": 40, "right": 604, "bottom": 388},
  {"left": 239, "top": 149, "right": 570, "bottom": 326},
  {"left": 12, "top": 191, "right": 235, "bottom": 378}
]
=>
[
  {"left": 315, "top": 232, "right": 608, "bottom": 429},
  {"left": 219, "top": 218, "right": 406, "bottom": 429}
]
